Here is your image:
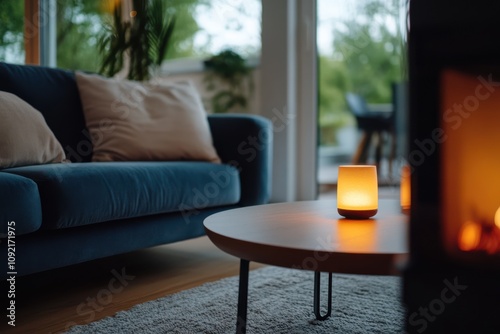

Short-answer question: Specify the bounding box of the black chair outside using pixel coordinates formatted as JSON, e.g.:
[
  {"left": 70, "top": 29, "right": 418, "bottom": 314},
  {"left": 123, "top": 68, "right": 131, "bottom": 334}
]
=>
[{"left": 345, "top": 92, "right": 396, "bottom": 173}]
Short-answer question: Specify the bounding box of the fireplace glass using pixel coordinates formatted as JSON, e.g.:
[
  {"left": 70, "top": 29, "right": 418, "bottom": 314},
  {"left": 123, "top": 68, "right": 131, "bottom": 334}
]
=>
[{"left": 441, "top": 68, "right": 500, "bottom": 261}]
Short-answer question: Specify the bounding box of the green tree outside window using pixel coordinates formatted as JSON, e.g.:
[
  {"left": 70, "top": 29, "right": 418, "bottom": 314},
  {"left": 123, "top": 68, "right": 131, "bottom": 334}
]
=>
[{"left": 318, "top": 0, "right": 406, "bottom": 146}]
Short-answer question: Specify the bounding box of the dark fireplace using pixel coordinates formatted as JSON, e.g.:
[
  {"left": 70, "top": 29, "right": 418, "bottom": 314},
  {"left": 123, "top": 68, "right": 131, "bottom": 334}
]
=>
[{"left": 404, "top": 0, "right": 500, "bottom": 333}]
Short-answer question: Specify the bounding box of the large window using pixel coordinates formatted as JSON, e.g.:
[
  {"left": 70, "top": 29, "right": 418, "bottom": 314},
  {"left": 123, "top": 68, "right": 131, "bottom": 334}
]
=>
[
  {"left": 317, "top": 0, "right": 406, "bottom": 148},
  {"left": 0, "top": 0, "right": 261, "bottom": 71},
  {"left": 55, "top": 0, "right": 205, "bottom": 71}
]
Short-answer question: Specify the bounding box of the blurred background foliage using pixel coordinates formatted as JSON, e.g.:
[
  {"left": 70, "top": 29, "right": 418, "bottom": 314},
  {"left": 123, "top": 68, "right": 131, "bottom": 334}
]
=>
[
  {"left": 318, "top": 0, "right": 406, "bottom": 146},
  {"left": 0, "top": 0, "right": 205, "bottom": 71},
  {"left": 0, "top": 1, "right": 24, "bottom": 62}
]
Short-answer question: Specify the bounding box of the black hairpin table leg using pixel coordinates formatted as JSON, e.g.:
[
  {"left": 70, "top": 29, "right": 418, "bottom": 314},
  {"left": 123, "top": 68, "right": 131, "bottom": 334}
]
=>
[
  {"left": 314, "top": 271, "right": 333, "bottom": 320},
  {"left": 236, "top": 259, "right": 250, "bottom": 334}
]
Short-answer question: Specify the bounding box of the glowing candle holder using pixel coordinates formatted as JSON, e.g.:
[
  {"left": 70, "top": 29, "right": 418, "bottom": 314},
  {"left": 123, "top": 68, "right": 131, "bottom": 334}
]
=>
[
  {"left": 400, "top": 165, "right": 411, "bottom": 213},
  {"left": 337, "top": 165, "right": 378, "bottom": 219}
]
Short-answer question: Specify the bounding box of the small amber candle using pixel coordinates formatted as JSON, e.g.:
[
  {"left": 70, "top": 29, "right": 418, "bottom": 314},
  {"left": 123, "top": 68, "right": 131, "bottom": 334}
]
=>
[
  {"left": 400, "top": 165, "right": 411, "bottom": 213},
  {"left": 337, "top": 165, "right": 378, "bottom": 219}
]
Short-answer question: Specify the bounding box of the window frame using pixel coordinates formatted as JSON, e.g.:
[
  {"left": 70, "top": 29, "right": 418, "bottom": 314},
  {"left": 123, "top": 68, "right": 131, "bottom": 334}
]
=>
[{"left": 24, "top": 0, "right": 39, "bottom": 64}]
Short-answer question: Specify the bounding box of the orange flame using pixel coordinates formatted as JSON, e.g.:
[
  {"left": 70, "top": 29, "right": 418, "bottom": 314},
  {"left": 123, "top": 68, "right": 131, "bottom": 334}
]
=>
[
  {"left": 458, "top": 218, "right": 500, "bottom": 254},
  {"left": 458, "top": 221, "right": 481, "bottom": 251}
]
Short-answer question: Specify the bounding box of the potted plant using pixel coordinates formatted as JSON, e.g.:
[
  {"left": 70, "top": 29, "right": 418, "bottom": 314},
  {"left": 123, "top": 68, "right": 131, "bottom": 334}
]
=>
[
  {"left": 97, "top": 0, "right": 175, "bottom": 81},
  {"left": 203, "top": 49, "right": 254, "bottom": 113}
]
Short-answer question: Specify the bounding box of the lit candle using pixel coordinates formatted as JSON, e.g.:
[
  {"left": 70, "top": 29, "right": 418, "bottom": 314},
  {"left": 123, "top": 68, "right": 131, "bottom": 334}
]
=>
[{"left": 337, "top": 165, "right": 378, "bottom": 219}]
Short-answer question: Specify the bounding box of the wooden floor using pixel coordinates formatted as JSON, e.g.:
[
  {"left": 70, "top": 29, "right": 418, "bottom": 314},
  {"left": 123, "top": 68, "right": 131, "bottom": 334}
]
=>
[{"left": 0, "top": 237, "right": 264, "bottom": 334}]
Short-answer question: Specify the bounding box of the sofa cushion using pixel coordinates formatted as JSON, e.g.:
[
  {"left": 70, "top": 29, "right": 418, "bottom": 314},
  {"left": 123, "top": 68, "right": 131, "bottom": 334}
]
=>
[
  {"left": 0, "top": 91, "right": 67, "bottom": 169},
  {"left": 0, "top": 173, "right": 42, "bottom": 237},
  {"left": 0, "top": 62, "right": 91, "bottom": 162},
  {"left": 3, "top": 162, "right": 240, "bottom": 229},
  {"left": 75, "top": 72, "right": 221, "bottom": 163}
]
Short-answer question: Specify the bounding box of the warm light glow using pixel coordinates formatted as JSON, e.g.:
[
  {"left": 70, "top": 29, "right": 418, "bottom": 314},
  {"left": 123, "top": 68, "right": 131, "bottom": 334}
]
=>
[
  {"left": 337, "top": 165, "right": 378, "bottom": 219},
  {"left": 337, "top": 220, "right": 376, "bottom": 252},
  {"left": 441, "top": 69, "right": 500, "bottom": 258},
  {"left": 400, "top": 165, "right": 411, "bottom": 211},
  {"left": 495, "top": 207, "right": 500, "bottom": 229},
  {"left": 458, "top": 221, "right": 481, "bottom": 251},
  {"left": 130, "top": 10, "right": 137, "bottom": 18},
  {"left": 339, "top": 192, "right": 374, "bottom": 207}
]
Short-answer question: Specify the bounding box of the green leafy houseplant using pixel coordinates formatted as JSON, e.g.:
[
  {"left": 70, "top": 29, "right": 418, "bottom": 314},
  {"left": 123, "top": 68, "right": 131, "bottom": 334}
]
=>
[
  {"left": 97, "top": 0, "right": 175, "bottom": 81},
  {"left": 203, "top": 49, "right": 254, "bottom": 113}
]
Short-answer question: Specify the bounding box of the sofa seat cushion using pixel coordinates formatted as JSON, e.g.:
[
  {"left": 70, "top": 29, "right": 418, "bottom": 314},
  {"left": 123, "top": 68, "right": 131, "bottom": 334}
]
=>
[
  {"left": 0, "top": 173, "right": 42, "bottom": 237},
  {"left": 3, "top": 162, "right": 240, "bottom": 230}
]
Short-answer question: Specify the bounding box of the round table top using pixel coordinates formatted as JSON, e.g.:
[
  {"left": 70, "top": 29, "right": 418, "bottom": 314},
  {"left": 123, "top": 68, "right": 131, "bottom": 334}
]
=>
[{"left": 204, "top": 199, "right": 408, "bottom": 275}]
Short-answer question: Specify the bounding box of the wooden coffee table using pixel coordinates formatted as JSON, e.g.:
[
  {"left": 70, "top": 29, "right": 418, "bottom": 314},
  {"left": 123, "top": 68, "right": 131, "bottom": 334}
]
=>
[{"left": 204, "top": 199, "right": 408, "bottom": 334}]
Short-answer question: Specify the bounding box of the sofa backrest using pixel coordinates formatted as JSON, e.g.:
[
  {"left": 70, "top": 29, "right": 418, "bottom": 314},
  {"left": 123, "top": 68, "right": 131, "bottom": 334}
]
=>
[{"left": 0, "top": 62, "right": 92, "bottom": 162}]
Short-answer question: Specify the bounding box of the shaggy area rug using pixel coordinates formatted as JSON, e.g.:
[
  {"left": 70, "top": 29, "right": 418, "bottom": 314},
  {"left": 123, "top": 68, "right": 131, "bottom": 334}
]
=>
[{"left": 65, "top": 266, "right": 405, "bottom": 334}]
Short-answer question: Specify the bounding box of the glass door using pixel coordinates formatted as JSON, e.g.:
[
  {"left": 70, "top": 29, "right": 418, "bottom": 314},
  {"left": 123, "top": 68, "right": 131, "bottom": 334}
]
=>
[{"left": 317, "top": 0, "right": 408, "bottom": 196}]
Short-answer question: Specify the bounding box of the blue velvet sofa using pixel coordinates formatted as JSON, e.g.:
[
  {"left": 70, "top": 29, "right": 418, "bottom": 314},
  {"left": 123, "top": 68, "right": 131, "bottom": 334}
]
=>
[{"left": 0, "top": 62, "right": 272, "bottom": 279}]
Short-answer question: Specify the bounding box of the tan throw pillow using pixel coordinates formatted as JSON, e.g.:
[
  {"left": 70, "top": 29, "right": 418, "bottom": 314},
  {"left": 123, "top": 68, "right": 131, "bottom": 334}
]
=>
[
  {"left": 75, "top": 72, "right": 221, "bottom": 163},
  {"left": 0, "top": 91, "right": 67, "bottom": 169}
]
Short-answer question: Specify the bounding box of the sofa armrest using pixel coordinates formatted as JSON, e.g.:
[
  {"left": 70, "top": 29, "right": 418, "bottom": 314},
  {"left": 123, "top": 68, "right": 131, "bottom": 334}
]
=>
[
  {"left": 208, "top": 114, "right": 272, "bottom": 206},
  {"left": 0, "top": 172, "right": 42, "bottom": 237}
]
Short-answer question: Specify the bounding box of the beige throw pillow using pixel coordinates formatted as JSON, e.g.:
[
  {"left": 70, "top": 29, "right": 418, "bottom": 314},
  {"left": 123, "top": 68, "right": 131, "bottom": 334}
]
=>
[
  {"left": 0, "top": 91, "right": 67, "bottom": 169},
  {"left": 75, "top": 72, "right": 220, "bottom": 163}
]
